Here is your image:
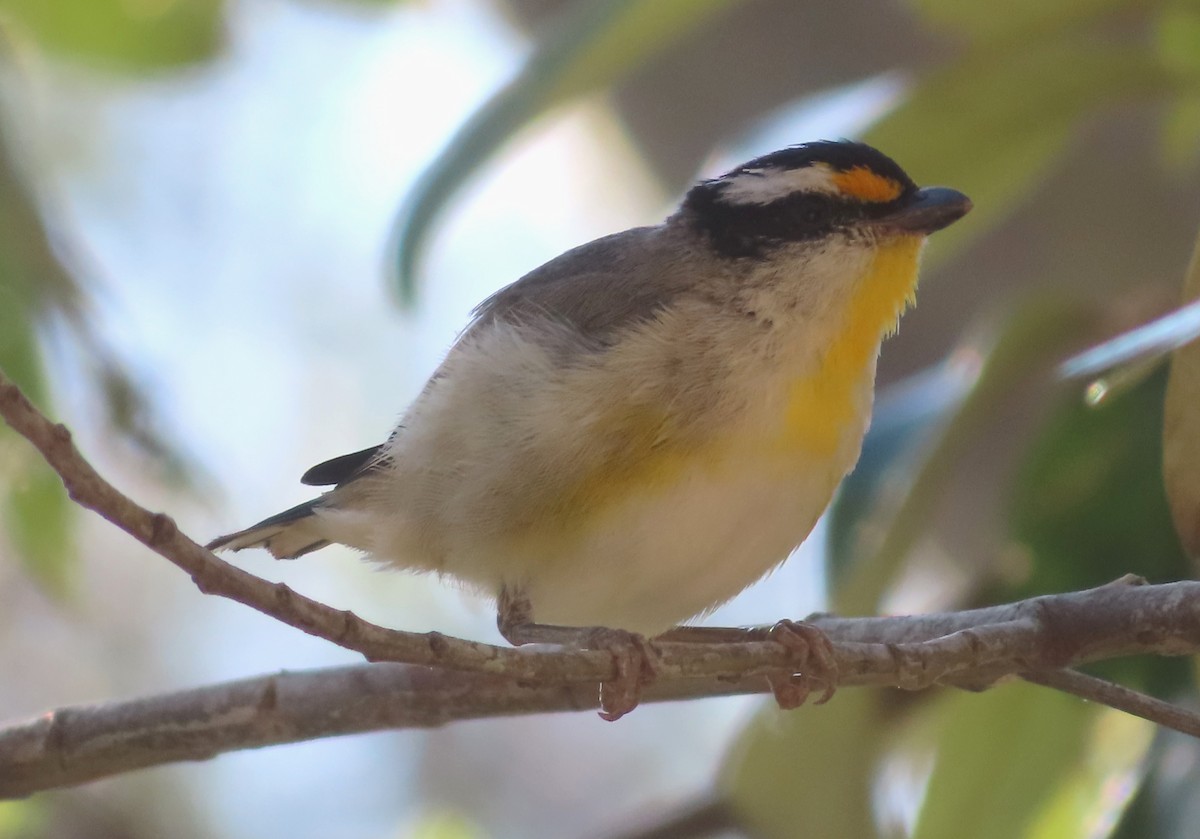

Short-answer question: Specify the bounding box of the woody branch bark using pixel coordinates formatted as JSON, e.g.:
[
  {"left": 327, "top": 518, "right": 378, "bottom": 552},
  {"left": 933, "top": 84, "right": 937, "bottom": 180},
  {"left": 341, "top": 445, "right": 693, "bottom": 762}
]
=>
[{"left": 3, "top": 369, "right": 1200, "bottom": 798}]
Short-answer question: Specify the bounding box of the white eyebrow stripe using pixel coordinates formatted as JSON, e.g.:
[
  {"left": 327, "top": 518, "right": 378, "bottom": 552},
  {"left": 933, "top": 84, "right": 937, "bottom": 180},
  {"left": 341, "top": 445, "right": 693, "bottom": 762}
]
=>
[{"left": 717, "top": 163, "right": 839, "bottom": 205}]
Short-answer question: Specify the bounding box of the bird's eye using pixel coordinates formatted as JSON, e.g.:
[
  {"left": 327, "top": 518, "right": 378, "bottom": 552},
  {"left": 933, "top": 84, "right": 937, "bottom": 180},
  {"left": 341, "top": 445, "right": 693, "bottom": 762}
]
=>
[{"left": 796, "top": 203, "right": 828, "bottom": 226}]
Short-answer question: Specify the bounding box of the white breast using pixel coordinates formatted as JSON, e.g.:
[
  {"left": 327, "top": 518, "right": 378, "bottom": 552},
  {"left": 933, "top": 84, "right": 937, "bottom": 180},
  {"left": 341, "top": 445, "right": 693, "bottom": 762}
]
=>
[{"left": 508, "top": 452, "right": 847, "bottom": 635}]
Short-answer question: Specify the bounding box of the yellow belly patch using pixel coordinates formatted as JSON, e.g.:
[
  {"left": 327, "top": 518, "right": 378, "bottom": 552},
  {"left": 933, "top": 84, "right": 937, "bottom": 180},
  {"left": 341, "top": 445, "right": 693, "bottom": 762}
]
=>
[{"left": 783, "top": 236, "right": 923, "bottom": 455}]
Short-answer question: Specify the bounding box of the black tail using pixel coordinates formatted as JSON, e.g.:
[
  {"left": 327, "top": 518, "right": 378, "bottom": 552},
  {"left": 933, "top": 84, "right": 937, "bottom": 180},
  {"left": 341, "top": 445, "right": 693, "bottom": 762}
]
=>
[{"left": 206, "top": 498, "right": 330, "bottom": 559}]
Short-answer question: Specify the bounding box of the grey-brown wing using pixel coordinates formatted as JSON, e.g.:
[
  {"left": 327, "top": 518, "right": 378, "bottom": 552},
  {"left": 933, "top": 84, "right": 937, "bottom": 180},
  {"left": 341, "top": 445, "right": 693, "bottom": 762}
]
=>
[
  {"left": 468, "top": 223, "right": 702, "bottom": 344},
  {"left": 307, "top": 221, "right": 701, "bottom": 491}
]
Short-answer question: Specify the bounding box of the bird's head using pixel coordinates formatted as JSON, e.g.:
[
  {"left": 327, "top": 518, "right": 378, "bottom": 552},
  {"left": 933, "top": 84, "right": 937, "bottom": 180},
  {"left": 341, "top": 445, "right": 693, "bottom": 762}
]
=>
[{"left": 680, "top": 140, "right": 971, "bottom": 261}]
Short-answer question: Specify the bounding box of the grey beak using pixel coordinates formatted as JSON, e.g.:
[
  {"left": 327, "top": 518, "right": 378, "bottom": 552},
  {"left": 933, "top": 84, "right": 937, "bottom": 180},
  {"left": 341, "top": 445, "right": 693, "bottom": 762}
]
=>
[{"left": 871, "top": 186, "right": 972, "bottom": 235}]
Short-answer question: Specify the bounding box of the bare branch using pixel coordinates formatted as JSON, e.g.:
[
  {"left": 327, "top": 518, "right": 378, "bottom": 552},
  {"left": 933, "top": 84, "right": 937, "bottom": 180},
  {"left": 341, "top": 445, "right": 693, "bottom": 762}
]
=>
[
  {"left": 0, "top": 663, "right": 761, "bottom": 799},
  {"left": 5, "top": 371, "right": 1200, "bottom": 797}
]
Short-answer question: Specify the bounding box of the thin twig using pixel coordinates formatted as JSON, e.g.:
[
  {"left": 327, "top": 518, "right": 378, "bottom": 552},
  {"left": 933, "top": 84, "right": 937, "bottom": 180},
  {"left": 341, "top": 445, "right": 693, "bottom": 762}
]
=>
[{"left": 1021, "top": 668, "right": 1200, "bottom": 738}]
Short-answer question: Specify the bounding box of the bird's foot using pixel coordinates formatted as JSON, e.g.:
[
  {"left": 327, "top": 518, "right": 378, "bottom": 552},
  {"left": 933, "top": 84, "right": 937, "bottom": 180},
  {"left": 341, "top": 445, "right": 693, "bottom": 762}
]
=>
[
  {"left": 753, "top": 619, "right": 838, "bottom": 709},
  {"left": 496, "top": 587, "right": 659, "bottom": 721},
  {"left": 584, "top": 627, "right": 660, "bottom": 722}
]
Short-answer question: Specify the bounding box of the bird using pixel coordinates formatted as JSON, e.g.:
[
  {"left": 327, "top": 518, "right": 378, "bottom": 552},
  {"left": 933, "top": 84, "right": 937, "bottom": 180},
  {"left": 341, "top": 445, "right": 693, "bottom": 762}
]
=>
[{"left": 208, "top": 139, "right": 971, "bottom": 718}]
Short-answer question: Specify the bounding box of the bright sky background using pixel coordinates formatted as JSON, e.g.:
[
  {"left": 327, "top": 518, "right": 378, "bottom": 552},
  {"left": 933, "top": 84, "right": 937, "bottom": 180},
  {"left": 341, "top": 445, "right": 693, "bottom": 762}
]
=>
[{"left": 9, "top": 0, "right": 901, "bottom": 835}]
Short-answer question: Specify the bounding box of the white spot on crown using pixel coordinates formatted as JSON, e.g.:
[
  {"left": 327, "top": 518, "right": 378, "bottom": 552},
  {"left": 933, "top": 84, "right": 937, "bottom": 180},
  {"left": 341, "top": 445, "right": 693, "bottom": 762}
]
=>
[{"left": 717, "top": 163, "right": 839, "bottom": 206}]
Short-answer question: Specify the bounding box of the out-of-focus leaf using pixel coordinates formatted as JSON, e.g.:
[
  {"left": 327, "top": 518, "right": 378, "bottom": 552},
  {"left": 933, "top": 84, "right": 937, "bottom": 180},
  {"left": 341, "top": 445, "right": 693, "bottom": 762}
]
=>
[
  {"left": 390, "top": 0, "right": 741, "bottom": 301},
  {"left": 0, "top": 109, "right": 192, "bottom": 592},
  {"left": 833, "top": 298, "right": 1099, "bottom": 616},
  {"left": 5, "top": 454, "right": 73, "bottom": 596},
  {"left": 910, "top": 0, "right": 1129, "bottom": 44},
  {"left": 1157, "top": 4, "right": 1200, "bottom": 169},
  {"left": 0, "top": 0, "right": 224, "bottom": 71},
  {"left": 1027, "top": 709, "right": 1151, "bottom": 839},
  {"left": 1009, "top": 364, "right": 1190, "bottom": 693},
  {"left": 0, "top": 269, "right": 44, "bottom": 401},
  {"left": 0, "top": 87, "right": 195, "bottom": 478},
  {"left": 1115, "top": 728, "right": 1200, "bottom": 839},
  {"left": 912, "top": 683, "right": 1104, "bottom": 839},
  {"left": 1012, "top": 365, "right": 1187, "bottom": 591},
  {"left": 1164, "top": 219, "right": 1200, "bottom": 558},
  {"left": 409, "top": 810, "right": 486, "bottom": 839},
  {"left": 1157, "top": 2, "right": 1200, "bottom": 77},
  {"left": 0, "top": 125, "right": 78, "bottom": 597},
  {"left": 721, "top": 689, "right": 883, "bottom": 839},
  {"left": 0, "top": 798, "right": 48, "bottom": 834},
  {"left": 868, "top": 41, "right": 1178, "bottom": 270},
  {"left": 0, "top": 264, "right": 72, "bottom": 597},
  {"left": 1162, "top": 97, "right": 1200, "bottom": 171}
]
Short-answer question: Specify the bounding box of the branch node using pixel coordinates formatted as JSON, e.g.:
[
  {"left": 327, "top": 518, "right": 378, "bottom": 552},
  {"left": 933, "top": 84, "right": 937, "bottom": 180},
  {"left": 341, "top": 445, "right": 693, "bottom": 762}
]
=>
[
  {"left": 149, "top": 513, "right": 177, "bottom": 546},
  {"left": 50, "top": 423, "right": 72, "bottom": 447},
  {"left": 272, "top": 583, "right": 295, "bottom": 607},
  {"left": 426, "top": 632, "right": 450, "bottom": 657},
  {"left": 257, "top": 679, "right": 279, "bottom": 713},
  {"left": 45, "top": 708, "right": 71, "bottom": 772}
]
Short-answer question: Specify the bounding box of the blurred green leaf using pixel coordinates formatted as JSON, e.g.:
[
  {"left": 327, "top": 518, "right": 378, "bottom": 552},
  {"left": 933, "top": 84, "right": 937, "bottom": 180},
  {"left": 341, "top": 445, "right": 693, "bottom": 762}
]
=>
[
  {"left": 1, "top": 78, "right": 198, "bottom": 466},
  {"left": 0, "top": 261, "right": 72, "bottom": 597},
  {"left": 0, "top": 0, "right": 224, "bottom": 71},
  {"left": 1156, "top": 2, "right": 1200, "bottom": 77},
  {"left": 1114, "top": 728, "right": 1200, "bottom": 839},
  {"left": 1161, "top": 96, "right": 1200, "bottom": 170},
  {"left": 1163, "top": 197, "right": 1200, "bottom": 560},
  {"left": 869, "top": 40, "right": 1178, "bottom": 270},
  {"left": 390, "top": 0, "right": 741, "bottom": 302},
  {"left": 722, "top": 690, "right": 884, "bottom": 839},
  {"left": 0, "top": 269, "right": 44, "bottom": 401},
  {"left": 1008, "top": 364, "right": 1190, "bottom": 693},
  {"left": 4, "top": 455, "right": 73, "bottom": 596},
  {"left": 1011, "top": 365, "right": 1187, "bottom": 594},
  {"left": 912, "top": 682, "right": 1147, "bottom": 839},
  {"left": 0, "top": 109, "right": 187, "bottom": 594},
  {"left": 1157, "top": 2, "right": 1200, "bottom": 168},
  {"left": 0, "top": 798, "right": 48, "bottom": 836},
  {"left": 910, "top": 0, "right": 1130, "bottom": 44},
  {"left": 0, "top": 126, "right": 77, "bottom": 597},
  {"left": 409, "top": 810, "right": 487, "bottom": 839},
  {"left": 1027, "top": 709, "right": 1151, "bottom": 839},
  {"left": 914, "top": 684, "right": 1083, "bottom": 839}
]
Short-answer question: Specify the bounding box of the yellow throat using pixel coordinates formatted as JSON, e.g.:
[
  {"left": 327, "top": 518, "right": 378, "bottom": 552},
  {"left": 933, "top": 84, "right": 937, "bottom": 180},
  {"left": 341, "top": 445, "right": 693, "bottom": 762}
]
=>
[{"left": 783, "top": 235, "right": 924, "bottom": 455}]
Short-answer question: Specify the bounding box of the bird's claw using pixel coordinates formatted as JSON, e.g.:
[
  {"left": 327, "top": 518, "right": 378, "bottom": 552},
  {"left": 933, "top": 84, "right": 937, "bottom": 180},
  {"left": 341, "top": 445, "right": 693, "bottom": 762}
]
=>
[
  {"left": 759, "top": 619, "right": 838, "bottom": 709},
  {"left": 584, "top": 627, "right": 660, "bottom": 721}
]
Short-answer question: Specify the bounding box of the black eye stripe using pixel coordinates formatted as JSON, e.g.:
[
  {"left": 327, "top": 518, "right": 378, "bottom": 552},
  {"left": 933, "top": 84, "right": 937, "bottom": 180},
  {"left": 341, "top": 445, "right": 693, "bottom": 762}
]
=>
[{"left": 683, "top": 185, "right": 904, "bottom": 259}]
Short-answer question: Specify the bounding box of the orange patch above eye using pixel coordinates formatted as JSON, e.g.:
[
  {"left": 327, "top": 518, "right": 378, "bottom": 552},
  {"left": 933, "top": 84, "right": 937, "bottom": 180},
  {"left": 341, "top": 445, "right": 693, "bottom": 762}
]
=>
[{"left": 831, "top": 166, "right": 903, "bottom": 203}]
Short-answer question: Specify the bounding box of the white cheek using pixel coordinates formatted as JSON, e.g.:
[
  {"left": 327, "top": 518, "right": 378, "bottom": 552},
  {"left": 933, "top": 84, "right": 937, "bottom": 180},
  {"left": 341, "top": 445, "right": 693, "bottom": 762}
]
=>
[{"left": 718, "top": 163, "right": 839, "bottom": 205}]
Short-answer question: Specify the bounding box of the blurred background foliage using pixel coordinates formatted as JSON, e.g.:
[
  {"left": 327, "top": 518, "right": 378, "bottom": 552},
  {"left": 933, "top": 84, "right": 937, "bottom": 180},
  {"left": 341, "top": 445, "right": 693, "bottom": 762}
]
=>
[{"left": 2, "top": 0, "right": 1200, "bottom": 837}]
